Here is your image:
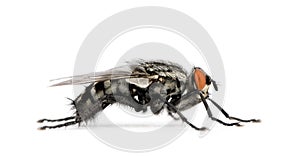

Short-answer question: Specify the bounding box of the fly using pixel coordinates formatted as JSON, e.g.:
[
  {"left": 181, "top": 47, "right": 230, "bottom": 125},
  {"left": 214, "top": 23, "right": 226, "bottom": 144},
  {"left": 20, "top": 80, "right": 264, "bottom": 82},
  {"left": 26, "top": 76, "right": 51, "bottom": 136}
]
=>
[{"left": 37, "top": 60, "right": 260, "bottom": 130}]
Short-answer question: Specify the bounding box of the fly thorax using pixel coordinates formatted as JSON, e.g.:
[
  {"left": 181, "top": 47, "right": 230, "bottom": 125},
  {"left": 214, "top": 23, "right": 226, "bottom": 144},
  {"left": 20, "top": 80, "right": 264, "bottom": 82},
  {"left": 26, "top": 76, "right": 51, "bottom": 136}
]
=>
[{"left": 125, "top": 78, "right": 151, "bottom": 88}]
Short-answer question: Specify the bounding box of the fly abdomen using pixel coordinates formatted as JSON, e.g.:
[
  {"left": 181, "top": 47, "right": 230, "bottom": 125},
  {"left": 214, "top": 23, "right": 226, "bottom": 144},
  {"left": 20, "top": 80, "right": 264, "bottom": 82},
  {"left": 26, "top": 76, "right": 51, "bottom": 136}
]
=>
[{"left": 74, "top": 80, "right": 115, "bottom": 121}]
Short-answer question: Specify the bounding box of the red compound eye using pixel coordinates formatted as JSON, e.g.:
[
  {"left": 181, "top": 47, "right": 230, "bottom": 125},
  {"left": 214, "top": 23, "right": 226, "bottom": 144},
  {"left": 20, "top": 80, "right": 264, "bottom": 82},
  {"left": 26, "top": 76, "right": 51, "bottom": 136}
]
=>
[{"left": 194, "top": 68, "right": 206, "bottom": 90}]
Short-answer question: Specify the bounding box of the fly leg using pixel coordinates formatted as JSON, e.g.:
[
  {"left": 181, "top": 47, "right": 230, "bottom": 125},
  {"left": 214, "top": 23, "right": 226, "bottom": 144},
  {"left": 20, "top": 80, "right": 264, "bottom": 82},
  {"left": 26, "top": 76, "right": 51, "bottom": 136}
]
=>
[
  {"left": 199, "top": 93, "right": 242, "bottom": 126},
  {"left": 37, "top": 99, "right": 82, "bottom": 130},
  {"left": 37, "top": 111, "right": 82, "bottom": 130},
  {"left": 174, "top": 90, "right": 242, "bottom": 127},
  {"left": 37, "top": 117, "right": 82, "bottom": 130},
  {"left": 37, "top": 116, "right": 76, "bottom": 123},
  {"left": 166, "top": 106, "right": 180, "bottom": 120},
  {"left": 36, "top": 95, "right": 113, "bottom": 130},
  {"left": 207, "top": 98, "right": 260, "bottom": 123},
  {"left": 37, "top": 94, "right": 113, "bottom": 130},
  {"left": 165, "top": 101, "right": 208, "bottom": 131}
]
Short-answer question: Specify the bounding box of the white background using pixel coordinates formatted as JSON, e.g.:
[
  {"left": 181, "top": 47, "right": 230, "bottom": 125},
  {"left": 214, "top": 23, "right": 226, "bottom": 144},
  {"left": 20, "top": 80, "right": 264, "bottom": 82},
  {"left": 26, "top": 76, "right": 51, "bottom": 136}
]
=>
[{"left": 1, "top": 0, "right": 300, "bottom": 155}]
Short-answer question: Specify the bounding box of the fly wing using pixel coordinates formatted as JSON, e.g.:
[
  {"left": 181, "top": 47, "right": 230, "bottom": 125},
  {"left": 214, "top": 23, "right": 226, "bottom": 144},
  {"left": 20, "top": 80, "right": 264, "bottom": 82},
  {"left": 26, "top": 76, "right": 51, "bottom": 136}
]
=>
[{"left": 50, "top": 65, "right": 150, "bottom": 87}]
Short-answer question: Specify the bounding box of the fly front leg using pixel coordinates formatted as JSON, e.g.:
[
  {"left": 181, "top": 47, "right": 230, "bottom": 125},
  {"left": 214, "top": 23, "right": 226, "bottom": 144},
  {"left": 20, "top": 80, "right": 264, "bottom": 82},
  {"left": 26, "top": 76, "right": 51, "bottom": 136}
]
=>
[
  {"left": 198, "top": 93, "right": 242, "bottom": 127},
  {"left": 164, "top": 101, "right": 208, "bottom": 131},
  {"left": 174, "top": 90, "right": 242, "bottom": 127},
  {"left": 207, "top": 98, "right": 260, "bottom": 123}
]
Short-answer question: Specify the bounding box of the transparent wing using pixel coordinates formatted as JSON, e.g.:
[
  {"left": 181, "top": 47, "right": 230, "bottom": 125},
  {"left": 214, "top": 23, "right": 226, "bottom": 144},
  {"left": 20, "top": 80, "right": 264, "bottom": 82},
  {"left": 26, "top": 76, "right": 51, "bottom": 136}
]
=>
[{"left": 50, "top": 65, "right": 149, "bottom": 87}]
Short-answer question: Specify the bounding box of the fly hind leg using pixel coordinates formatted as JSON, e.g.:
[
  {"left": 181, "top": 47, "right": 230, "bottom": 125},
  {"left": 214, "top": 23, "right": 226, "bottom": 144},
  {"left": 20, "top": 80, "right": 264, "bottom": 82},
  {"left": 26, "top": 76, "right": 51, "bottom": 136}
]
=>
[
  {"left": 167, "top": 106, "right": 180, "bottom": 120},
  {"left": 37, "top": 116, "right": 76, "bottom": 123},
  {"left": 36, "top": 95, "right": 112, "bottom": 130},
  {"left": 37, "top": 115, "right": 82, "bottom": 130}
]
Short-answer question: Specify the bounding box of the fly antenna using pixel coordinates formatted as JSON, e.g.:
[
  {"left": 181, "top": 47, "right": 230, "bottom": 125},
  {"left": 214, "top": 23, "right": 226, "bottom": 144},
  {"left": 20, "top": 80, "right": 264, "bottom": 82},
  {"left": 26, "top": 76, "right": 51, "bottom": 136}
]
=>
[{"left": 211, "top": 79, "right": 220, "bottom": 91}]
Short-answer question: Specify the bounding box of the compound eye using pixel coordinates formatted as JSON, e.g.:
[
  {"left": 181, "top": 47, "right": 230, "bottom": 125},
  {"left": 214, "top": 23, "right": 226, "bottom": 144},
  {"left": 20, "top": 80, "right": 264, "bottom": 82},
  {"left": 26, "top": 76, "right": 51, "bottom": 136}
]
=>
[{"left": 194, "top": 68, "right": 206, "bottom": 90}]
